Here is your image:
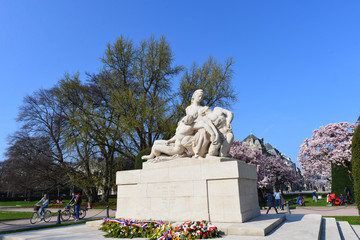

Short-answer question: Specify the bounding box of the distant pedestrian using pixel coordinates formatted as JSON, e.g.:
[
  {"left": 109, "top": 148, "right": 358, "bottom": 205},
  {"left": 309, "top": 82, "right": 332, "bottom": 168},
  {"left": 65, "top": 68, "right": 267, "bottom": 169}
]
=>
[
  {"left": 280, "top": 189, "right": 285, "bottom": 210},
  {"left": 344, "top": 186, "right": 352, "bottom": 203},
  {"left": 274, "top": 189, "right": 281, "bottom": 209},
  {"left": 312, "top": 191, "right": 317, "bottom": 203},
  {"left": 296, "top": 194, "right": 305, "bottom": 206},
  {"left": 340, "top": 194, "right": 344, "bottom": 205},
  {"left": 266, "top": 190, "right": 278, "bottom": 214},
  {"left": 74, "top": 193, "right": 82, "bottom": 221}
]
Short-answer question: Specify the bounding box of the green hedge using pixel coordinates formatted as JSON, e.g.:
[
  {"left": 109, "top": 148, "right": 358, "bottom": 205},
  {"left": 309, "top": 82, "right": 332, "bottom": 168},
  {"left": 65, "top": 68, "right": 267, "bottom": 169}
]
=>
[
  {"left": 352, "top": 125, "right": 360, "bottom": 214},
  {"left": 135, "top": 147, "right": 152, "bottom": 169},
  {"left": 331, "top": 162, "right": 353, "bottom": 199}
]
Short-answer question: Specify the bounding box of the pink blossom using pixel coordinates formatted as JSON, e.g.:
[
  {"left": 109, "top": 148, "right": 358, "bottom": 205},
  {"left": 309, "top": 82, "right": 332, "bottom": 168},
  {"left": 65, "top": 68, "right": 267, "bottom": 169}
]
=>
[{"left": 298, "top": 122, "right": 359, "bottom": 181}]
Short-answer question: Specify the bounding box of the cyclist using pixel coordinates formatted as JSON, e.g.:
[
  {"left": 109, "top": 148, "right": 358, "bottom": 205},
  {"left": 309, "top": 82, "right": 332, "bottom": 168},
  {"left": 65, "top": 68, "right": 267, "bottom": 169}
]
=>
[
  {"left": 67, "top": 192, "right": 76, "bottom": 215},
  {"left": 68, "top": 192, "right": 76, "bottom": 205},
  {"left": 36, "top": 194, "right": 49, "bottom": 219}
]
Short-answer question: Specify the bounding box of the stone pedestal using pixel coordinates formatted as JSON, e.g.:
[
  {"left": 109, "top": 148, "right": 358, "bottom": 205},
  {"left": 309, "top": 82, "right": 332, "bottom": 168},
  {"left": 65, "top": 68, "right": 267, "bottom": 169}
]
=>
[{"left": 116, "top": 157, "right": 260, "bottom": 223}]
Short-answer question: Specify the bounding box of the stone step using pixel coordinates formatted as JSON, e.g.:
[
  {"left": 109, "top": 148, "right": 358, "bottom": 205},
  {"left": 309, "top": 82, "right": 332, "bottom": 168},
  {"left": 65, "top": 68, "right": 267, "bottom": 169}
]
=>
[
  {"left": 86, "top": 219, "right": 103, "bottom": 228},
  {"left": 214, "top": 214, "right": 286, "bottom": 236},
  {"left": 321, "top": 218, "right": 341, "bottom": 240},
  {"left": 351, "top": 225, "right": 360, "bottom": 239},
  {"left": 268, "top": 214, "right": 322, "bottom": 239},
  {"left": 337, "top": 221, "right": 358, "bottom": 240}
]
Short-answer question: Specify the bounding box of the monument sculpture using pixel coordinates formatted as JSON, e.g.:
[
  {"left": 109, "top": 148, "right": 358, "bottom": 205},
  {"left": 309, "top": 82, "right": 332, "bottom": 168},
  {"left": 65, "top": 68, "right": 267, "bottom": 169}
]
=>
[
  {"left": 116, "top": 89, "right": 260, "bottom": 224},
  {"left": 142, "top": 89, "right": 234, "bottom": 160}
]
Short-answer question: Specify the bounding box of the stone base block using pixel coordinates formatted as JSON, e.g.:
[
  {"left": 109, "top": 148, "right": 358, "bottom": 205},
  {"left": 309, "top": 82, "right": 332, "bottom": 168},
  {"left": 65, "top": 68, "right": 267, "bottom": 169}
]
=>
[
  {"left": 116, "top": 156, "right": 260, "bottom": 223},
  {"left": 213, "top": 214, "right": 286, "bottom": 236}
]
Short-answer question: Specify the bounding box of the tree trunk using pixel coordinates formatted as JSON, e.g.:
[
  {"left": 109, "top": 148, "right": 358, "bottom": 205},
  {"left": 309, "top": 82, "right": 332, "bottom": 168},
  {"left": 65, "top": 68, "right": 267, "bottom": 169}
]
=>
[{"left": 101, "top": 187, "right": 110, "bottom": 202}]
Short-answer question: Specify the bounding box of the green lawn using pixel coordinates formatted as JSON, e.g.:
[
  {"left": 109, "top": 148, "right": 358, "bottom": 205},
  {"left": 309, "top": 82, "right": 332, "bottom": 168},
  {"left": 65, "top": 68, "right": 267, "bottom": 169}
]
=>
[
  {"left": 0, "top": 211, "right": 32, "bottom": 221},
  {"left": 324, "top": 216, "right": 360, "bottom": 225},
  {"left": 0, "top": 201, "right": 38, "bottom": 207},
  {"left": 0, "top": 210, "right": 60, "bottom": 221},
  {"left": 260, "top": 193, "right": 332, "bottom": 208},
  {"left": 286, "top": 193, "right": 330, "bottom": 207}
]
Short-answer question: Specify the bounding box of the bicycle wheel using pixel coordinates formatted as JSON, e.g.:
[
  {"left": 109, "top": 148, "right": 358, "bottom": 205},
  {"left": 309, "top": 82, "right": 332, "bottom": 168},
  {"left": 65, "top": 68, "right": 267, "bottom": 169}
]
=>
[
  {"left": 30, "top": 212, "right": 38, "bottom": 224},
  {"left": 61, "top": 210, "right": 71, "bottom": 221},
  {"left": 79, "top": 208, "right": 86, "bottom": 219},
  {"left": 43, "top": 210, "right": 52, "bottom": 223}
]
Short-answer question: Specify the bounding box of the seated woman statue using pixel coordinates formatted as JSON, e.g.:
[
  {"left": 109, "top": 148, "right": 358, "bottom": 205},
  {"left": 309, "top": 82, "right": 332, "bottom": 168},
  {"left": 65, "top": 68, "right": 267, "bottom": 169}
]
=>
[
  {"left": 185, "top": 89, "right": 234, "bottom": 157},
  {"left": 142, "top": 89, "right": 234, "bottom": 160},
  {"left": 141, "top": 114, "right": 217, "bottom": 160}
]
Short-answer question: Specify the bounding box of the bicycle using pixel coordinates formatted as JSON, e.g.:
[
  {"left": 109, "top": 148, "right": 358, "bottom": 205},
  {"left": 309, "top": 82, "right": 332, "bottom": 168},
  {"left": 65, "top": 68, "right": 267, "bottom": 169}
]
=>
[
  {"left": 30, "top": 205, "right": 52, "bottom": 224},
  {"left": 61, "top": 204, "right": 87, "bottom": 221}
]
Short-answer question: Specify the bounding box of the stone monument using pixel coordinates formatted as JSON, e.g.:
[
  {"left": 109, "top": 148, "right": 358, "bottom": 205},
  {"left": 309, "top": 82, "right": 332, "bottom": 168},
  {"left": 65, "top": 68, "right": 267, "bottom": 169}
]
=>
[{"left": 116, "top": 89, "right": 260, "bottom": 223}]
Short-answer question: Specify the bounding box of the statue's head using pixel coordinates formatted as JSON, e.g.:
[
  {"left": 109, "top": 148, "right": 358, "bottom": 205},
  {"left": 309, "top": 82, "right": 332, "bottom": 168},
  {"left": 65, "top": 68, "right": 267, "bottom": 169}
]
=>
[{"left": 191, "top": 89, "right": 203, "bottom": 104}]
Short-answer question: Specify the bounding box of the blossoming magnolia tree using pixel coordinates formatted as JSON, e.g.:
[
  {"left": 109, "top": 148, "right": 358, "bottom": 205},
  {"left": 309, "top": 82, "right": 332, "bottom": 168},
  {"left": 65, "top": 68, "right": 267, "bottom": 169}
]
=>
[
  {"left": 229, "top": 141, "right": 300, "bottom": 189},
  {"left": 298, "top": 122, "right": 359, "bottom": 182}
]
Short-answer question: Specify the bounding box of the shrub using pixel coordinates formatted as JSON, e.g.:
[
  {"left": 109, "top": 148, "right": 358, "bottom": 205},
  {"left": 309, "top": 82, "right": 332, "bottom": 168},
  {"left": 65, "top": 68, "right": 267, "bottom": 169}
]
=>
[
  {"left": 331, "top": 162, "right": 353, "bottom": 198},
  {"left": 352, "top": 125, "right": 360, "bottom": 214},
  {"left": 135, "top": 147, "right": 151, "bottom": 169}
]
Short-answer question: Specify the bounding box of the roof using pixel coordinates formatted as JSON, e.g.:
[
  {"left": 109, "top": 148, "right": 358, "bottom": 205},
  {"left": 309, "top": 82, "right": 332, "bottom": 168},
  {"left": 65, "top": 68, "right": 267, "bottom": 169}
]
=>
[
  {"left": 265, "top": 143, "right": 274, "bottom": 150},
  {"left": 242, "top": 133, "right": 259, "bottom": 142}
]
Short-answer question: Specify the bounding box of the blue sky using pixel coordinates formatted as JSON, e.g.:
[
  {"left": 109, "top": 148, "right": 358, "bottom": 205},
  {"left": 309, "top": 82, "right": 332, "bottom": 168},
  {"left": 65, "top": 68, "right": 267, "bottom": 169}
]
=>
[{"left": 1, "top": 0, "right": 359, "bottom": 166}]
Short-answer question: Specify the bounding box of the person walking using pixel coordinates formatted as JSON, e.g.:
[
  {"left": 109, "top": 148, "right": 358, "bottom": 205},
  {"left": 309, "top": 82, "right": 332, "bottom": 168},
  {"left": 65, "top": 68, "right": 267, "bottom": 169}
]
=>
[
  {"left": 312, "top": 191, "right": 317, "bottom": 203},
  {"left": 74, "top": 193, "right": 82, "bottom": 221},
  {"left": 266, "top": 190, "right": 278, "bottom": 214},
  {"left": 274, "top": 189, "right": 281, "bottom": 209},
  {"left": 344, "top": 186, "right": 352, "bottom": 203},
  {"left": 280, "top": 189, "right": 285, "bottom": 210}
]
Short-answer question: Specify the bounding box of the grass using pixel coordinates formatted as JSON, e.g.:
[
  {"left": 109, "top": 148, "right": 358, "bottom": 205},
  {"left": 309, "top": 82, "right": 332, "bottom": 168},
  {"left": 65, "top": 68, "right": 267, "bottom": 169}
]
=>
[
  {"left": 260, "top": 193, "right": 352, "bottom": 208},
  {"left": 259, "top": 193, "right": 326, "bottom": 208},
  {"left": 283, "top": 193, "right": 346, "bottom": 207},
  {"left": 0, "top": 211, "right": 32, "bottom": 221},
  {"left": 0, "top": 211, "right": 59, "bottom": 221},
  {"left": 0, "top": 201, "right": 38, "bottom": 207},
  {"left": 324, "top": 216, "right": 360, "bottom": 225}
]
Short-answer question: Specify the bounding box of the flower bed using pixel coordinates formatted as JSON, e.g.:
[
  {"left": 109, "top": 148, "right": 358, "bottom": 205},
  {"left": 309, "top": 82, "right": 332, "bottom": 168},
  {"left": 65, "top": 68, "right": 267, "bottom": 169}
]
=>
[{"left": 100, "top": 218, "right": 221, "bottom": 239}]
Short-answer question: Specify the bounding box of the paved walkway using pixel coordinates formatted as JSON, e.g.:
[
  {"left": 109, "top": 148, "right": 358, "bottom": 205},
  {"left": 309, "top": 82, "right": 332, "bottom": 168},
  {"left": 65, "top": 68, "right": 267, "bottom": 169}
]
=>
[
  {"left": 260, "top": 205, "right": 359, "bottom": 216},
  {"left": 0, "top": 206, "right": 358, "bottom": 239},
  {"left": 0, "top": 207, "right": 116, "bottom": 233}
]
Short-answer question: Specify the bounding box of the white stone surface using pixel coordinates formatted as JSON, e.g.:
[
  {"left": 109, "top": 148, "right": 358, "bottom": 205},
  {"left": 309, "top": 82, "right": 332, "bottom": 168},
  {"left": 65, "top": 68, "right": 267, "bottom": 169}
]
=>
[
  {"left": 214, "top": 214, "right": 286, "bottom": 236},
  {"left": 321, "top": 218, "right": 341, "bottom": 240},
  {"left": 116, "top": 157, "right": 260, "bottom": 223},
  {"left": 337, "top": 221, "right": 358, "bottom": 240}
]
